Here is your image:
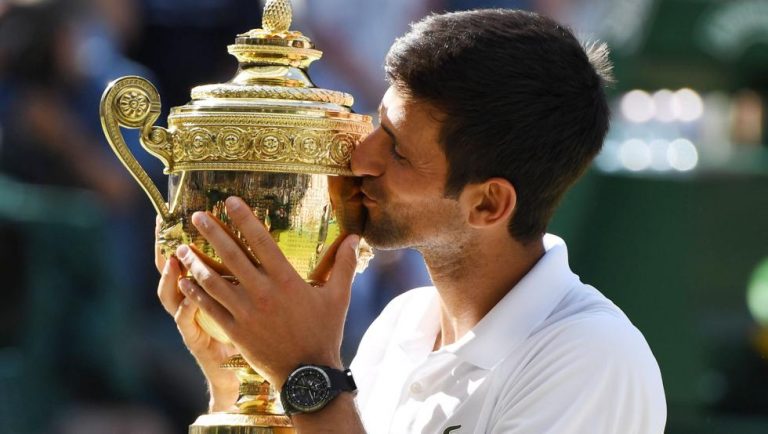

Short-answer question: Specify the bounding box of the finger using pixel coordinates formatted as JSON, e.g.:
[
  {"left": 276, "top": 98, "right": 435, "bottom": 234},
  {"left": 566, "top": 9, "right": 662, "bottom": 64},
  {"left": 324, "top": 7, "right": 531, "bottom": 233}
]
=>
[
  {"left": 158, "top": 256, "right": 184, "bottom": 316},
  {"left": 155, "top": 215, "right": 165, "bottom": 273},
  {"left": 326, "top": 234, "right": 360, "bottom": 299},
  {"left": 190, "top": 212, "right": 263, "bottom": 285},
  {"left": 155, "top": 214, "right": 163, "bottom": 236},
  {"left": 188, "top": 244, "right": 233, "bottom": 276},
  {"left": 174, "top": 296, "right": 203, "bottom": 346},
  {"left": 155, "top": 249, "right": 165, "bottom": 274},
  {"left": 206, "top": 211, "right": 260, "bottom": 267},
  {"left": 155, "top": 247, "right": 166, "bottom": 274},
  {"left": 308, "top": 233, "right": 347, "bottom": 284},
  {"left": 225, "top": 196, "right": 296, "bottom": 277},
  {"left": 178, "top": 275, "right": 233, "bottom": 333},
  {"left": 176, "top": 244, "right": 241, "bottom": 314}
]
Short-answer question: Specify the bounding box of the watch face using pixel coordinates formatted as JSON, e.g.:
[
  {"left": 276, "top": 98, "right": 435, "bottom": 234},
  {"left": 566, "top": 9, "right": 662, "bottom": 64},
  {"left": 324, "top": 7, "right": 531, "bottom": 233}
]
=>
[{"left": 284, "top": 366, "right": 332, "bottom": 412}]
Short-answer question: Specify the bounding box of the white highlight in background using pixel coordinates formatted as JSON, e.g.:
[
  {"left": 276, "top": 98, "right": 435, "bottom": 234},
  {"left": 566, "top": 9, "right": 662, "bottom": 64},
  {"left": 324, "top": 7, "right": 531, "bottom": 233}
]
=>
[
  {"left": 668, "top": 139, "right": 699, "bottom": 171},
  {"left": 672, "top": 88, "right": 704, "bottom": 122},
  {"left": 594, "top": 140, "right": 622, "bottom": 172},
  {"left": 619, "top": 139, "right": 652, "bottom": 171},
  {"left": 621, "top": 90, "right": 655, "bottom": 123},
  {"left": 653, "top": 90, "right": 676, "bottom": 122},
  {"left": 648, "top": 139, "right": 672, "bottom": 171}
]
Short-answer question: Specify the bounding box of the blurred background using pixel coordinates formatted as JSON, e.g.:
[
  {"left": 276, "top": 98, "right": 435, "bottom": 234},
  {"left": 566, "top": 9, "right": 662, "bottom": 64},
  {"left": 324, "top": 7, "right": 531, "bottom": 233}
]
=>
[{"left": 0, "top": 0, "right": 766, "bottom": 432}]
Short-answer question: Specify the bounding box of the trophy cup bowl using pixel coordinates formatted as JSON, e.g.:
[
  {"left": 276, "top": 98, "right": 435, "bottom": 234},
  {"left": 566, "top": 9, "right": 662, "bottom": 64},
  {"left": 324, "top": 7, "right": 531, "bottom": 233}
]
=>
[{"left": 99, "top": 1, "right": 373, "bottom": 432}]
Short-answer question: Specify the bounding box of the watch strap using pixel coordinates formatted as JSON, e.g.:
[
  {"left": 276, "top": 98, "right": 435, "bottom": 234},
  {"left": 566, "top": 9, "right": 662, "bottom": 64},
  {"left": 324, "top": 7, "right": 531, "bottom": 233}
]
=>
[{"left": 324, "top": 367, "right": 357, "bottom": 393}]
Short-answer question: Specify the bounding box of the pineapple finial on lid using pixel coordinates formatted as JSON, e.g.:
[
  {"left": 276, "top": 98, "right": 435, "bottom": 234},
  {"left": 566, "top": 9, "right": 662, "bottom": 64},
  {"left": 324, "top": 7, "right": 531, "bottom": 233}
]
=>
[{"left": 262, "top": 0, "right": 292, "bottom": 33}]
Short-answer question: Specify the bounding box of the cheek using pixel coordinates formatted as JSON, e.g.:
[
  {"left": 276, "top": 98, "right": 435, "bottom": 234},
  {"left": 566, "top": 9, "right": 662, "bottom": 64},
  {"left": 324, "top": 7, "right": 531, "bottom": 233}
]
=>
[{"left": 387, "top": 172, "right": 432, "bottom": 202}]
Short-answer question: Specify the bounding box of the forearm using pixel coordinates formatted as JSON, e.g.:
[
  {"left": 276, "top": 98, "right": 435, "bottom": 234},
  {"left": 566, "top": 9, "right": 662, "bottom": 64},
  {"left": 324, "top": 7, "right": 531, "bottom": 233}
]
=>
[{"left": 292, "top": 393, "right": 366, "bottom": 434}]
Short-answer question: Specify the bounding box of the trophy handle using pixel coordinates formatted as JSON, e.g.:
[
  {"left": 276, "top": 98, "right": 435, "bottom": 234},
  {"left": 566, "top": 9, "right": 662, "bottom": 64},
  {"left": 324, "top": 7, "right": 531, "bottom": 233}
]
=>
[{"left": 100, "top": 76, "right": 172, "bottom": 221}]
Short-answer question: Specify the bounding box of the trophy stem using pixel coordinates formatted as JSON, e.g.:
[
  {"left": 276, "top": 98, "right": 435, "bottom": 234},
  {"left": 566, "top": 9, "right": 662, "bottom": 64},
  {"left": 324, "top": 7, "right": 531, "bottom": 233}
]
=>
[{"left": 190, "top": 355, "right": 293, "bottom": 434}]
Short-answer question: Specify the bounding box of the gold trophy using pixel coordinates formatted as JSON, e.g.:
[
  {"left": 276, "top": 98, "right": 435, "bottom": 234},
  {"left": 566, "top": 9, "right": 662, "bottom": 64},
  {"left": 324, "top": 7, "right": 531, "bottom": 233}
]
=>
[{"left": 99, "top": 0, "right": 373, "bottom": 432}]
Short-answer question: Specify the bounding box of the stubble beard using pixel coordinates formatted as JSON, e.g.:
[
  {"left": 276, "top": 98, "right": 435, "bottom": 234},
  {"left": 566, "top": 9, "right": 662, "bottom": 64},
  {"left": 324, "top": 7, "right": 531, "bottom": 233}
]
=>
[
  {"left": 361, "top": 206, "right": 415, "bottom": 250},
  {"left": 360, "top": 198, "right": 466, "bottom": 255}
]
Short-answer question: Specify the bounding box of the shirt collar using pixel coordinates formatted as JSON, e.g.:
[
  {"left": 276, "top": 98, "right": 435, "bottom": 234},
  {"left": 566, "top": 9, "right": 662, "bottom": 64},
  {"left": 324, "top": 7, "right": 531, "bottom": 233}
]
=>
[
  {"left": 396, "top": 234, "right": 578, "bottom": 370},
  {"left": 396, "top": 288, "right": 442, "bottom": 362},
  {"left": 448, "top": 234, "right": 578, "bottom": 369}
]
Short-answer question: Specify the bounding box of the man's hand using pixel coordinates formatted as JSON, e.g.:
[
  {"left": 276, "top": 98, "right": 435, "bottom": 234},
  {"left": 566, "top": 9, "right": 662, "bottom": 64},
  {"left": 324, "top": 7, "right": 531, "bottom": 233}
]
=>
[
  {"left": 174, "top": 196, "right": 360, "bottom": 390},
  {"left": 155, "top": 217, "right": 239, "bottom": 412}
]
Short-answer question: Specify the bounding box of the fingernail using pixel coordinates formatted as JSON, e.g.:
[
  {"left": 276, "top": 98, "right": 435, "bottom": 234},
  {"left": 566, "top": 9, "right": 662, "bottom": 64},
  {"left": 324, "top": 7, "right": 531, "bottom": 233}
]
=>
[
  {"left": 176, "top": 245, "right": 190, "bottom": 260},
  {"left": 178, "top": 278, "right": 191, "bottom": 294},
  {"left": 226, "top": 196, "right": 241, "bottom": 211},
  {"left": 192, "top": 212, "right": 209, "bottom": 229},
  {"left": 182, "top": 296, "right": 191, "bottom": 306}
]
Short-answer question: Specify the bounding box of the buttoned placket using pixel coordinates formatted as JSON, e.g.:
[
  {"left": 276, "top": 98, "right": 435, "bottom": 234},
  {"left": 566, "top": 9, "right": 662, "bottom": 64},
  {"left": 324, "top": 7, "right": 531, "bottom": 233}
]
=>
[
  {"left": 390, "top": 350, "right": 461, "bottom": 433},
  {"left": 396, "top": 349, "right": 437, "bottom": 402},
  {"left": 399, "top": 354, "right": 439, "bottom": 401}
]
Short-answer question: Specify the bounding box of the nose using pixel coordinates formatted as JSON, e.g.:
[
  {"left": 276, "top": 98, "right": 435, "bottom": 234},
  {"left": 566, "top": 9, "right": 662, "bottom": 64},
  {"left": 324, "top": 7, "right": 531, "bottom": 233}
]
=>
[{"left": 351, "top": 127, "right": 388, "bottom": 177}]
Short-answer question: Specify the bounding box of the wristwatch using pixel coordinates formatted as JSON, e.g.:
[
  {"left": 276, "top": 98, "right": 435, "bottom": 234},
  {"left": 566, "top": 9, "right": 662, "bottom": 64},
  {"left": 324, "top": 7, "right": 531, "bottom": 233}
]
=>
[{"left": 280, "top": 364, "right": 357, "bottom": 415}]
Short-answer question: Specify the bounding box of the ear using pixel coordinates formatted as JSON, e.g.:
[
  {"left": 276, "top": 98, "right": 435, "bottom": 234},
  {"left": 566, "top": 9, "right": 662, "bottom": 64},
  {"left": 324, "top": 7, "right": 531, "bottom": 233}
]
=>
[{"left": 461, "top": 178, "right": 517, "bottom": 229}]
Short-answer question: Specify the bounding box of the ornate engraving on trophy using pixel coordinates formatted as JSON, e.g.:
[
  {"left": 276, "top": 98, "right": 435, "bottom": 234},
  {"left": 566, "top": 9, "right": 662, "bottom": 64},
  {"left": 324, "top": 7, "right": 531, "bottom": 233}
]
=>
[{"left": 160, "top": 170, "right": 334, "bottom": 281}]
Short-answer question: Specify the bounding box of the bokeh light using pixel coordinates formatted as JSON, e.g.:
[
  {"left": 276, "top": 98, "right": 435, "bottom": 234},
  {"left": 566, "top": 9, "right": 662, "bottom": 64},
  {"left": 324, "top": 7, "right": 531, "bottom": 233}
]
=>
[
  {"left": 648, "top": 139, "right": 672, "bottom": 171},
  {"left": 621, "top": 90, "right": 655, "bottom": 123},
  {"left": 619, "top": 138, "right": 652, "bottom": 171},
  {"left": 672, "top": 88, "right": 704, "bottom": 122},
  {"left": 653, "top": 89, "right": 676, "bottom": 122},
  {"left": 667, "top": 138, "right": 699, "bottom": 171},
  {"left": 747, "top": 259, "right": 768, "bottom": 327},
  {"left": 594, "top": 139, "right": 622, "bottom": 172}
]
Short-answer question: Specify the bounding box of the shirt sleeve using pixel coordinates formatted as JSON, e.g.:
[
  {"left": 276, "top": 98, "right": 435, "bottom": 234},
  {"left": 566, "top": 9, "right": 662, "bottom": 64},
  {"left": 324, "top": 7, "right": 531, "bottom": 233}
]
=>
[{"left": 489, "top": 314, "right": 667, "bottom": 434}]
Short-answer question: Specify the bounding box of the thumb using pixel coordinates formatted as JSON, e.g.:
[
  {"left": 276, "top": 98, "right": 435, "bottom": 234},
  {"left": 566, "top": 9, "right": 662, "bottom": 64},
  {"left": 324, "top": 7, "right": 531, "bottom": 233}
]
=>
[{"left": 326, "top": 234, "right": 360, "bottom": 296}]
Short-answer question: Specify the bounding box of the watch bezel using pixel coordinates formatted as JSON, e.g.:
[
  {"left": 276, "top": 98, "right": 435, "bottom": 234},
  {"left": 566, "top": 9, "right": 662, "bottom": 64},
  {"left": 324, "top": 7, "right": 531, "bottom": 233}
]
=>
[{"left": 282, "top": 365, "right": 334, "bottom": 413}]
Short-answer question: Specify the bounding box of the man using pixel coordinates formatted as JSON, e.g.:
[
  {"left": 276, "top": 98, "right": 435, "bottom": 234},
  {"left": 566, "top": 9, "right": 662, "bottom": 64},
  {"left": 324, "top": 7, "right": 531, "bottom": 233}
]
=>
[{"left": 157, "top": 9, "right": 666, "bottom": 433}]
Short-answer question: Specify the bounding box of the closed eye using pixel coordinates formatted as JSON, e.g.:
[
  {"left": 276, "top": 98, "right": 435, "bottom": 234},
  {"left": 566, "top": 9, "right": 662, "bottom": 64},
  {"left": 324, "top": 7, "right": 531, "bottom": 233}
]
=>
[
  {"left": 379, "top": 122, "right": 408, "bottom": 163},
  {"left": 389, "top": 142, "right": 407, "bottom": 162}
]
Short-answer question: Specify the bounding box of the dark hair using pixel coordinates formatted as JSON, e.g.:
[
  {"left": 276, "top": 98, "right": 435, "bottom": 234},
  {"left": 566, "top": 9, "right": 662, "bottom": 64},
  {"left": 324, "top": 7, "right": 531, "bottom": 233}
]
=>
[{"left": 385, "top": 9, "right": 613, "bottom": 242}]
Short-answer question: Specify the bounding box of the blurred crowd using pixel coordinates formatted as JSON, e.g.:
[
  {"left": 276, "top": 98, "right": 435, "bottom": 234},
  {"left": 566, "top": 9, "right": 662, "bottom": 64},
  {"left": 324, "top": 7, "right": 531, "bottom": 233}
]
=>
[{"left": 0, "top": 0, "right": 765, "bottom": 433}]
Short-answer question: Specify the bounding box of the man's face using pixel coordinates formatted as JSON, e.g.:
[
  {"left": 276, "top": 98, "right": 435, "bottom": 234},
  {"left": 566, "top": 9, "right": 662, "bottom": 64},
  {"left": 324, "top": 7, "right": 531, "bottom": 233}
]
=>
[{"left": 351, "top": 86, "right": 465, "bottom": 250}]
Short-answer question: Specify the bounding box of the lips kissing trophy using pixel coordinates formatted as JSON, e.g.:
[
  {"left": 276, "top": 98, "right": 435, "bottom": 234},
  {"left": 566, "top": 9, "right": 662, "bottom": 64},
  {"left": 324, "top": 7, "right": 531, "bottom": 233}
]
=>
[{"left": 99, "top": 0, "right": 373, "bottom": 432}]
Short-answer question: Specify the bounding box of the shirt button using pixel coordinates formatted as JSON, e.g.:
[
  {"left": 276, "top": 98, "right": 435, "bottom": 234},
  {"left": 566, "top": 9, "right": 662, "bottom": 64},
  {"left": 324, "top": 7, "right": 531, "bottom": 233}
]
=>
[{"left": 410, "top": 382, "right": 423, "bottom": 394}]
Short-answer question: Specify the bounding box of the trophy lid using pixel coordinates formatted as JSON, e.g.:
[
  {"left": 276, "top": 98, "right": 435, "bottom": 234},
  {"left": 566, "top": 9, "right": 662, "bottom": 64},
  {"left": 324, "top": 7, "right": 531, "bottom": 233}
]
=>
[
  {"left": 190, "top": 0, "right": 349, "bottom": 106},
  {"left": 163, "top": 0, "right": 372, "bottom": 176}
]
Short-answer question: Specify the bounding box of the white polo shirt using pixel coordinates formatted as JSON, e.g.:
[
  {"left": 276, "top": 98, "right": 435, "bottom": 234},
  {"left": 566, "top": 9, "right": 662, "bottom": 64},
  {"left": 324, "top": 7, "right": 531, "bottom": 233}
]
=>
[{"left": 351, "top": 235, "right": 666, "bottom": 434}]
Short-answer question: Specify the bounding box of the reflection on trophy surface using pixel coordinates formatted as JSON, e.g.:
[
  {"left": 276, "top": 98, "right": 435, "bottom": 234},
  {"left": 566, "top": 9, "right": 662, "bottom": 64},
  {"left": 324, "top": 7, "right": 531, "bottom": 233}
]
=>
[{"left": 99, "top": 0, "right": 373, "bottom": 431}]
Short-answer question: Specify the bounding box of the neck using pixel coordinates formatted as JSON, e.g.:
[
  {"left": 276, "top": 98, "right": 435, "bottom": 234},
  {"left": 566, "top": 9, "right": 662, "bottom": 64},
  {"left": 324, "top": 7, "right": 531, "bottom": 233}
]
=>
[{"left": 421, "top": 233, "right": 545, "bottom": 350}]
